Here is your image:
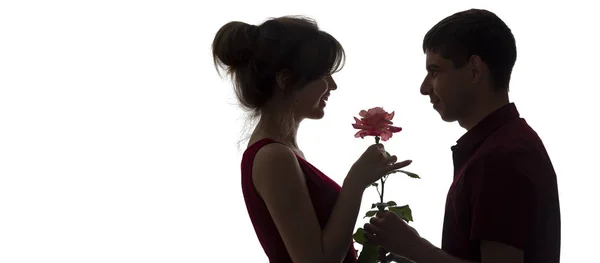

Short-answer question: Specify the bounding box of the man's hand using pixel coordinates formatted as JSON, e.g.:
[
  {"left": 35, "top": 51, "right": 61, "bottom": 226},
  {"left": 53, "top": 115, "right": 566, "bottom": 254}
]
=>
[{"left": 363, "top": 210, "right": 423, "bottom": 259}]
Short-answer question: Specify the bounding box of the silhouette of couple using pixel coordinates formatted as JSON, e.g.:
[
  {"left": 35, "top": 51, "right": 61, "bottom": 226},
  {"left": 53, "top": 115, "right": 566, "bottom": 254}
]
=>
[{"left": 212, "top": 8, "right": 561, "bottom": 263}]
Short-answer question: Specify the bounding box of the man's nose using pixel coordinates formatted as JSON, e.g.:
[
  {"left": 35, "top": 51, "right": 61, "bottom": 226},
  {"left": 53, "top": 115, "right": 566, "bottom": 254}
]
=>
[{"left": 420, "top": 77, "right": 432, "bottom": 95}]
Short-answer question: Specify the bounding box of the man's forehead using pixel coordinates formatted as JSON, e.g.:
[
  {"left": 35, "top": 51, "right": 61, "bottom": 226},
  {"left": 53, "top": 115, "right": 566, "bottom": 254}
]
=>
[
  {"left": 425, "top": 51, "right": 452, "bottom": 68},
  {"left": 425, "top": 51, "right": 443, "bottom": 63}
]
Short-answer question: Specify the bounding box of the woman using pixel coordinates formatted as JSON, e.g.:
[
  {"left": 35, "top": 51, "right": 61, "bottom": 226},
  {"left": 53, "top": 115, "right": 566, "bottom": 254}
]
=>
[{"left": 212, "top": 16, "right": 412, "bottom": 263}]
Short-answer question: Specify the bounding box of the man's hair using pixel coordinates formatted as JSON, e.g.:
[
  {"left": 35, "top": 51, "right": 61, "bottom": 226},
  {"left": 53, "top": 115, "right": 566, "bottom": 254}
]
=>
[{"left": 423, "top": 9, "right": 517, "bottom": 91}]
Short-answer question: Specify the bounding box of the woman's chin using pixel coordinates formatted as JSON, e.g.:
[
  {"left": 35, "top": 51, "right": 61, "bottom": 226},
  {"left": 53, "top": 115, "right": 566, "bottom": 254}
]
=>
[{"left": 306, "top": 108, "right": 326, "bottom": 120}]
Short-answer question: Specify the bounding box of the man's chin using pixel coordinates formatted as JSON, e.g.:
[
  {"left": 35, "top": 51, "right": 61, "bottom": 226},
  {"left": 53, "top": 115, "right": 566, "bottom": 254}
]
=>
[{"left": 438, "top": 112, "right": 458, "bottom": 123}]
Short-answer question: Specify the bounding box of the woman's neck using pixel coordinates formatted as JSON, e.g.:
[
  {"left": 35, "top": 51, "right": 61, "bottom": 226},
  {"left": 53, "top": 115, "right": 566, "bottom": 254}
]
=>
[{"left": 251, "top": 115, "right": 302, "bottom": 153}]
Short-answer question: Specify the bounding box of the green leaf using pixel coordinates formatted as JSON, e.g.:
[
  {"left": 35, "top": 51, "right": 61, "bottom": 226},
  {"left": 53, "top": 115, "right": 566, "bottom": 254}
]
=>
[
  {"left": 353, "top": 228, "right": 366, "bottom": 245},
  {"left": 398, "top": 169, "right": 420, "bottom": 179},
  {"left": 371, "top": 203, "right": 377, "bottom": 209},
  {"left": 386, "top": 201, "right": 397, "bottom": 207},
  {"left": 364, "top": 210, "right": 378, "bottom": 218},
  {"left": 357, "top": 243, "right": 379, "bottom": 263},
  {"left": 373, "top": 202, "right": 388, "bottom": 210},
  {"left": 385, "top": 170, "right": 400, "bottom": 176},
  {"left": 389, "top": 205, "right": 413, "bottom": 222}
]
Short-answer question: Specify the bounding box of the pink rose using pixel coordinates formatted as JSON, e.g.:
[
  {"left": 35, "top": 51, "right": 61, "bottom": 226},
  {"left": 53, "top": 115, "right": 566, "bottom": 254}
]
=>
[{"left": 352, "top": 107, "right": 402, "bottom": 141}]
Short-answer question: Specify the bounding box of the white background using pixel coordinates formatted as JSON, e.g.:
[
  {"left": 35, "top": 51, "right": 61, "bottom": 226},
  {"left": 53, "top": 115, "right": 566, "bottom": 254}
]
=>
[{"left": 1, "top": 0, "right": 598, "bottom": 262}]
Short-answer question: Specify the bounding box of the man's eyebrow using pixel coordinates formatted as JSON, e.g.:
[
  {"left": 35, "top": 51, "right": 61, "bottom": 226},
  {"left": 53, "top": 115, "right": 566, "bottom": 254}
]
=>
[{"left": 426, "top": 64, "right": 441, "bottom": 71}]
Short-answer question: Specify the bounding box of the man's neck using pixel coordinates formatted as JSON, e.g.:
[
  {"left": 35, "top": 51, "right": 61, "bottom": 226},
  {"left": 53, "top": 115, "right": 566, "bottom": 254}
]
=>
[{"left": 458, "top": 93, "right": 510, "bottom": 130}]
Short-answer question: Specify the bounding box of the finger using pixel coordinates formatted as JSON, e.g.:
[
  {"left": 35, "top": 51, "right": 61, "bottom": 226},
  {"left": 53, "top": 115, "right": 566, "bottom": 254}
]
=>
[
  {"left": 380, "top": 159, "right": 412, "bottom": 174},
  {"left": 380, "top": 210, "right": 403, "bottom": 223},
  {"left": 364, "top": 144, "right": 385, "bottom": 158},
  {"left": 369, "top": 143, "right": 385, "bottom": 150},
  {"left": 379, "top": 155, "right": 398, "bottom": 165},
  {"left": 376, "top": 210, "right": 391, "bottom": 218},
  {"left": 369, "top": 216, "right": 386, "bottom": 226},
  {"left": 364, "top": 222, "right": 382, "bottom": 235},
  {"left": 364, "top": 231, "right": 382, "bottom": 244},
  {"left": 369, "top": 216, "right": 390, "bottom": 230}
]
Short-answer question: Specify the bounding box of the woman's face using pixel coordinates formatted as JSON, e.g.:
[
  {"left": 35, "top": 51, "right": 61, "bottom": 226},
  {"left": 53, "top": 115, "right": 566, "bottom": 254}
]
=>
[{"left": 290, "top": 75, "right": 337, "bottom": 120}]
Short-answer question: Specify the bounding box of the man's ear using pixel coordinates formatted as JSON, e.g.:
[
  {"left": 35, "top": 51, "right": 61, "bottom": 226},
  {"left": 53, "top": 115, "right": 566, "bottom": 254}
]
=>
[{"left": 468, "top": 55, "right": 485, "bottom": 84}]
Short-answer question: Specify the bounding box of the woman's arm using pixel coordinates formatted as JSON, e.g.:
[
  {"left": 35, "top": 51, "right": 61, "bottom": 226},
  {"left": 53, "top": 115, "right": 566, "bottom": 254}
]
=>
[{"left": 252, "top": 143, "right": 364, "bottom": 263}]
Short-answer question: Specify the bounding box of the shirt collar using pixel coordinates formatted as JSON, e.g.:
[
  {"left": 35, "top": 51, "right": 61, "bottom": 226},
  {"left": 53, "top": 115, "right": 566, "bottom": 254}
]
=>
[{"left": 454, "top": 102, "right": 521, "bottom": 149}]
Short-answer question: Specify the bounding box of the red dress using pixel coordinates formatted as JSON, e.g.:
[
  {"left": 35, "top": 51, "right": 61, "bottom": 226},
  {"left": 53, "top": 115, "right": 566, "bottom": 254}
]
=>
[{"left": 241, "top": 138, "right": 358, "bottom": 263}]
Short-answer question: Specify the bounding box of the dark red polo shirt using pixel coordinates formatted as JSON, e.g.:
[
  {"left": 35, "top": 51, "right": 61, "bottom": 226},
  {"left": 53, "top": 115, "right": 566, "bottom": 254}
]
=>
[{"left": 441, "top": 103, "right": 561, "bottom": 262}]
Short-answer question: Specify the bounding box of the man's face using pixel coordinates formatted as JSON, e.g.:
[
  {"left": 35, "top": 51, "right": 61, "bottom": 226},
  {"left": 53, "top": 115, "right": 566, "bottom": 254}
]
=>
[{"left": 420, "top": 52, "right": 477, "bottom": 123}]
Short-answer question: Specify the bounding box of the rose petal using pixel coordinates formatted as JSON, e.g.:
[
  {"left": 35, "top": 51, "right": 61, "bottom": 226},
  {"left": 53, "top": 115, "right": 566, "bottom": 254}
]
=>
[
  {"left": 388, "top": 126, "right": 402, "bottom": 132},
  {"left": 354, "top": 131, "right": 364, "bottom": 138},
  {"left": 386, "top": 111, "right": 395, "bottom": 120},
  {"left": 379, "top": 134, "right": 391, "bottom": 141},
  {"left": 353, "top": 124, "right": 375, "bottom": 130},
  {"left": 352, "top": 107, "right": 402, "bottom": 140}
]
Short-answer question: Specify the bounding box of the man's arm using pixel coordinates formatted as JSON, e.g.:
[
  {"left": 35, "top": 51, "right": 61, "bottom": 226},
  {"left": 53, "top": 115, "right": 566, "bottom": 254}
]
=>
[
  {"left": 469, "top": 149, "right": 534, "bottom": 250},
  {"left": 407, "top": 149, "right": 531, "bottom": 263},
  {"left": 365, "top": 149, "right": 531, "bottom": 263},
  {"left": 409, "top": 149, "right": 531, "bottom": 263},
  {"left": 407, "top": 238, "right": 523, "bottom": 263}
]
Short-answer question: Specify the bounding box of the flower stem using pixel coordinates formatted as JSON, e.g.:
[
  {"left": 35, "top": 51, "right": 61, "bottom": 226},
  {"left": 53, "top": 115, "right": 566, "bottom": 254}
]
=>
[
  {"left": 379, "top": 178, "right": 385, "bottom": 206},
  {"left": 375, "top": 136, "right": 384, "bottom": 207},
  {"left": 375, "top": 135, "right": 388, "bottom": 262}
]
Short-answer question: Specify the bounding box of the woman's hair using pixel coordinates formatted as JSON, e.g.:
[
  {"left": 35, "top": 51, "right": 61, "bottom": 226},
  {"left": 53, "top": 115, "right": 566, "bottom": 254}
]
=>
[{"left": 212, "top": 16, "right": 345, "bottom": 118}]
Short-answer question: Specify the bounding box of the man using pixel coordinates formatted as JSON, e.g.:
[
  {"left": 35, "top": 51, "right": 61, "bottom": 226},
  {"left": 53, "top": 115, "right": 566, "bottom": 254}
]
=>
[{"left": 363, "top": 9, "right": 561, "bottom": 263}]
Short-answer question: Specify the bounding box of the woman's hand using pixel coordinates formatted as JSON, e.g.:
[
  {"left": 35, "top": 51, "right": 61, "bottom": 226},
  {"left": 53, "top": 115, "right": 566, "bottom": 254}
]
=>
[{"left": 346, "top": 143, "right": 412, "bottom": 189}]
